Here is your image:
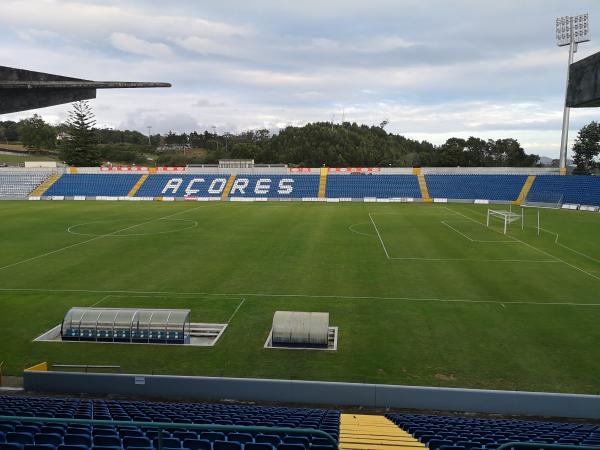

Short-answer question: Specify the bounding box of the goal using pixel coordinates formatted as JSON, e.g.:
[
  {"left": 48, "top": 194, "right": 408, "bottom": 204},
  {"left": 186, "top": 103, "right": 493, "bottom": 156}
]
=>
[{"left": 486, "top": 208, "right": 522, "bottom": 234}]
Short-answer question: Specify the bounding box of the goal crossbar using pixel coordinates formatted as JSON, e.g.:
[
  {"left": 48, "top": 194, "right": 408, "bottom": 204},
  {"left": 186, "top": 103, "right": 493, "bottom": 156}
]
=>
[{"left": 486, "top": 209, "right": 522, "bottom": 234}]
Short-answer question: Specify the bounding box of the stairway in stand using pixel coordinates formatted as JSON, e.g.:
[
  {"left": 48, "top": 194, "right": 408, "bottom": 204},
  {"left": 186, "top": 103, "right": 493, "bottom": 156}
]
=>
[{"left": 340, "top": 414, "right": 425, "bottom": 450}]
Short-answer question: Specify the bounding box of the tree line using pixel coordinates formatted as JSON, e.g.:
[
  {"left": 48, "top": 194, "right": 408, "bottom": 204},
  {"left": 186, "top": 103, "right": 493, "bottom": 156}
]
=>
[{"left": 2, "top": 102, "right": 599, "bottom": 172}]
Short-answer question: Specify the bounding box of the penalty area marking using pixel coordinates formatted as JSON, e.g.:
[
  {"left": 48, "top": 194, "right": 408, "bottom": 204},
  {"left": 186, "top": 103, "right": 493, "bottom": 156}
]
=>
[
  {"left": 2, "top": 286, "right": 600, "bottom": 307},
  {"left": 67, "top": 218, "right": 199, "bottom": 237},
  {"left": 444, "top": 205, "right": 600, "bottom": 282},
  {"left": 440, "top": 220, "right": 514, "bottom": 243},
  {"left": 369, "top": 212, "right": 556, "bottom": 263}
]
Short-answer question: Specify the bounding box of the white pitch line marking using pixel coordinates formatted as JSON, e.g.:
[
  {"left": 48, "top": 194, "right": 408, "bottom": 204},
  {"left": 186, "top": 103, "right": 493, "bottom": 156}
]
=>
[
  {"left": 227, "top": 298, "right": 246, "bottom": 323},
  {"left": 348, "top": 222, "right": 375, "bottom": 237},
  {"left": 369, "top": 210, "right": 550, "bottom": 262},
  {"left": 389, "top": 257, "right": 559, "bottom": 263},
  {"left": 368, "top": 212, "right": 390, "bottom": 259},
  {"left": 0, "top": 205, "right": 206, "bottom": 272},
  {"left": 1, "top": 287, "right": 600, "bottom": 307},
  {"left": 445, "top": 205, "right": 600, "bottom": 282},
  {"left": 441, "top": 220, "right": 513, "bottom": 243},
  {"left": 538, "top": 226, "right": 600, "bottom": 264},
  {"left": 89, "top": 294, "right": 112, "bottom": 308}
]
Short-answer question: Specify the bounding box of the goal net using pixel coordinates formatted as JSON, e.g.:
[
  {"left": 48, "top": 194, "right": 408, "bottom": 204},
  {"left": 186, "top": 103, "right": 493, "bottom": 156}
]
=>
[
  {"left": 522, "top": 191, "right": 563, "bottom": 209},
  {"left": 486, "top": 208, "right": 522, "bottom": 234}
]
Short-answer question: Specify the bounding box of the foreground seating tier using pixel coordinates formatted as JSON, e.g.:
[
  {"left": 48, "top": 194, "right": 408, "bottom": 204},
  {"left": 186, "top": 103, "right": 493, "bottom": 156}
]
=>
[
  {"left": 386, "top": 413, "right": 600, "bottom": 450},
  {"left": 0, "top": 396, "right": 340, "bottom": 449}
]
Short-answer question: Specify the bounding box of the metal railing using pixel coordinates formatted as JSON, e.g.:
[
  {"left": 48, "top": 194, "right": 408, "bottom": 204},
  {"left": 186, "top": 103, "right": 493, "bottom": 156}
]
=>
[
  {"left": 0, "top": 415, "right": 339, "bottom": 450},
  {"left": 498, "top": 443, "right": 600, "bottom": 450}
]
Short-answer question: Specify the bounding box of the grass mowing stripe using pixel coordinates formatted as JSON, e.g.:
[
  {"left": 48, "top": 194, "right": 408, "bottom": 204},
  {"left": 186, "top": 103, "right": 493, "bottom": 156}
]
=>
[{"left": 0, "top": 204, "right": 206, "bottom": 272}]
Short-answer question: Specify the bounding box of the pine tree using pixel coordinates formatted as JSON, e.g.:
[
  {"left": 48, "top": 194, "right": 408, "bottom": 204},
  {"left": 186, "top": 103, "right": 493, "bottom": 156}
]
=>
[
  {"left": 59, "top": 101, "right": 101, "bottom": 166},
  {"left": 572, "top": 121, "right": 600, "bottom": 175}
]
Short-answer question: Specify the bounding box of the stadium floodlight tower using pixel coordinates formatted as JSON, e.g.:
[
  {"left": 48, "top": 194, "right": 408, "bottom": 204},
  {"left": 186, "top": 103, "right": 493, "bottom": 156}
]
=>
[{"left": 556, "top": 13, "right": 590, "bottom": 172}]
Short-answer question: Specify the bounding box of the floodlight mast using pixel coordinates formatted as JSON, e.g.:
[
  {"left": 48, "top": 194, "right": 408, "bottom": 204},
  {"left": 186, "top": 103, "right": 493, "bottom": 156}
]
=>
[{"left": 556, "top": 14, "right": 590, "bottom": 172}]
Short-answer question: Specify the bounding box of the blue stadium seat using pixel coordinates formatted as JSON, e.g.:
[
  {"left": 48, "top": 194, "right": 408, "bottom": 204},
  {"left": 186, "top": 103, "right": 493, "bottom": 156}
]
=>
[
  {"left": 6, "top": 434, "right": 34, "bottom": 445},
  {"left": 35, "top": 435, "right": 62, "bottom": 446},
  {"left": 276, "top": 444, "right": 306, "bottom": 450},
  {"left": 226, "top": 433, "right": 253, "bottom": 444},
  {"left": 181, "top": 439, "right": 211, "bottom": 450},
  {"left": 44, "top": 174, "right": 142, "bottom": 198},
  {"left": 62, "top": 436, "right": 91, "bottom": 447},
  {"left": 0, "top": 444, "right": 24, "bottom": 450},
  {"left": 255, "top": 435, "right": 281, "bottom": 446},
  {"left": 528, "top": 175, "right": 600, "bottom": 206},
  {"left": 91, "top": 436, "right": 120, "bottom": 448},
  {"left": 24, "top": 445, "right": 56, "bottom": 450},
  {"left": 122, "top": 437, "right": 152, "bottom": 449},
  {"left": 199, "top": 433, "right": 226, "bottom": 443},
  {"left": 326, "top": 175, "right": 421, "bottom": 199},
  {"left": 425, "top": 175, "right": 527, "bottom": 201},
  {"left": 246, "top": 444, "right": 274, "bottom": 450},
  {"left": 213, "top": 441, "right": 242, "bottom": 450}
]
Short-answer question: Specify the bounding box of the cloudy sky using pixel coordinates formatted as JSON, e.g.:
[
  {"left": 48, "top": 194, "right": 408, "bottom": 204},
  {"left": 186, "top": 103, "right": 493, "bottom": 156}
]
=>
[{"left": 1, "top": 0, "right": 599, "bottom": 157}]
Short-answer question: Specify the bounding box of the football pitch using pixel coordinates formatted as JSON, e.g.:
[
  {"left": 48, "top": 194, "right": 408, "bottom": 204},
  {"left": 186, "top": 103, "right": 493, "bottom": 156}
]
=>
[{"left": 0, "top": 201, "right": 599, "bottom": 394}]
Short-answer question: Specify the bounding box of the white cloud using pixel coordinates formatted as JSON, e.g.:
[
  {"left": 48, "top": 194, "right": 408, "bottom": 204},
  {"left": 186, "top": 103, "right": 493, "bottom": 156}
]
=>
[{"left": 109, "top": 32, "right": 172, "bottom": 58}]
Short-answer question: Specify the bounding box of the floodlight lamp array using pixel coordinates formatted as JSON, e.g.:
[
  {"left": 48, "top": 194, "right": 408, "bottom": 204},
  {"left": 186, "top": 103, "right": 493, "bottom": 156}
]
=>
[{"left": 556, "top": 14, "right": 590, "bottom": 46}]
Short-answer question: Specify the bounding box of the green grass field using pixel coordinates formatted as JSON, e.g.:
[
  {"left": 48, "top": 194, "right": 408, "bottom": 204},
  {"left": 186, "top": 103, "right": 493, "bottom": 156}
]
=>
[
  {"left": 0, "top": 201, "right": 599, "bottom": 394},
  {"left": 0, "top": 153, "right": 57, "bottom": 163}
]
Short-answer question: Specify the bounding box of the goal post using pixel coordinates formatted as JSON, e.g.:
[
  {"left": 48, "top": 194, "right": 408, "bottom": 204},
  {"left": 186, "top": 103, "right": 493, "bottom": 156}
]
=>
[{"left": 486, "top": 209, "right": 522, "bottom": 234}]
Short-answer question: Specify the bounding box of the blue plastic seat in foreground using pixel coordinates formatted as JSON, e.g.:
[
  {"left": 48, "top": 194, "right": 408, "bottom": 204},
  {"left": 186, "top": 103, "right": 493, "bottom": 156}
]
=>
[
  {"left": 0, "top": 444, "right": 23, "bottom": 450},
  {"left": 199, "top": 432, "right": 225, "bottom": 442},
  {"left": 255, "top": 435, "right": 281, "bottom": 446},
  {"left": 92, "top": 436, "right": 120, "bottom": 447},
  {"left": 276, "top": 444, "right": 306, "bottom": 450},
  {"left": 62, "top": 435, "right": 91, "bottom": 447},
  {"left": 123, "top": 436, "right": 152, "bottom": 449},
  {"left": 213, "top": 441, "right": 242, "bottom": 450},
  {"left": 227, "top": 433, "right": 253, "bottom": 444},
  {"left": 57, "top": 445, "right": 88, "bottom": 450},
  {"left": 182, "top": 439, "right": 211, "bottom": 450},
  {"left": 34, "top": 435, "right": 62, "bottom": 446},
  {"left": 245, "top": 444, "right": 275, "bottom": 450},
  {"left": 24, "top": 445, "right": 55, "bottom": 450},
  {"left": 7, "top": 434, "right": 34, "bottom": 445}
]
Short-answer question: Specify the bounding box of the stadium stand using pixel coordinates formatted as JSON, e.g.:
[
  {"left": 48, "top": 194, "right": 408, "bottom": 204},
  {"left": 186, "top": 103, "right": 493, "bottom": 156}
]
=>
[
  {"left": 227, "top": 175, "right": 319, "bottom": 199},
  {"left": 44, "top": 174, "right": 142, "bottom": 198},
  {"left": 3, "top": 168, "right": 599, "bottom": 205},
  {"left": 134, "top": 174, "right": 320, "bottom": 199},
  {"left": 0, "top": 172, "right": 52, "bottom": 199},
  {"left": 0, "top": 395, "right": 340, "bottom": 450},
  {"left": 425, "top": 175, "right": 528, "bottom": 201},
  {"left": 528, "top": 175, "right": 600, "bottom": 206},
  {"left": 325, "top": 175, "right": 421, "bottom": 199},
  {"left": 386, "top": 413, "right": 600, "bottom": 449},
  {"left": 135, "top": 174, "right": 231, "bottom": 198}
]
